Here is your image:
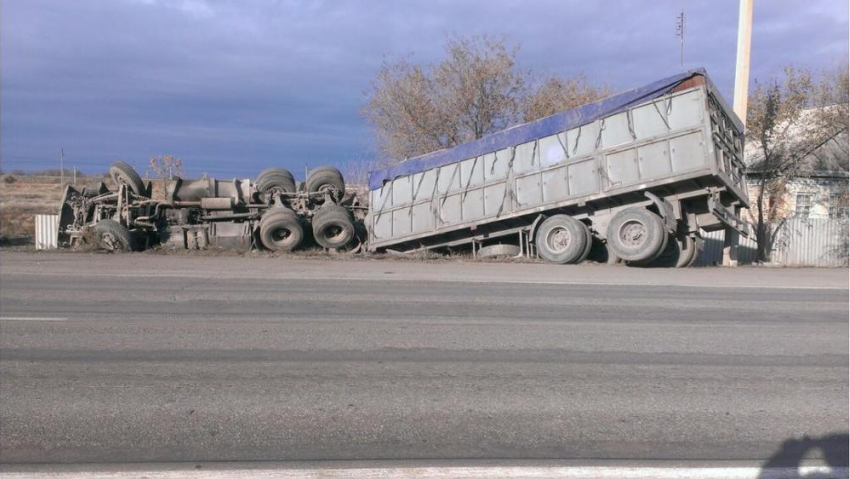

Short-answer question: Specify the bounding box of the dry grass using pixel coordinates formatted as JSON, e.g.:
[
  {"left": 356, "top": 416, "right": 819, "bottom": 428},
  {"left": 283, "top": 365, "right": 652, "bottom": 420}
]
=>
[
  {"left": 0, "top": 176, "right": 65, "bottom": 240},
  {"left": 0, "top": 175, "right": 171, "bottom": 241}
]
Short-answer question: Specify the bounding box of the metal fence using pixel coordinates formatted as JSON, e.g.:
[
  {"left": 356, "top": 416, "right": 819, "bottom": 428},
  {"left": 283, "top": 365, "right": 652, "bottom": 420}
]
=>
[
  {"left": 35, "top": 214, "right": 59, "bottom": 250},
  {"left": 697, "top": 218, "right": 848, "bottom": 267},
  {"left": 771, "top": 218, "right": 849, "bottom": 267}
]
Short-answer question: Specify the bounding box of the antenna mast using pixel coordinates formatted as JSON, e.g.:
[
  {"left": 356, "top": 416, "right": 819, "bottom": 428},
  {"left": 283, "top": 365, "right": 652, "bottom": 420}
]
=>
[{"left": 676, "top": 10, "right": 685, "bottom": 73}]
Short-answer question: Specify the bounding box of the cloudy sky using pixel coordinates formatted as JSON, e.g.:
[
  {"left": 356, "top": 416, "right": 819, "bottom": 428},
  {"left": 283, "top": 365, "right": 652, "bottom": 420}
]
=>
[{"left": 1, "top": 0, "right": 847, "bottom": 179}]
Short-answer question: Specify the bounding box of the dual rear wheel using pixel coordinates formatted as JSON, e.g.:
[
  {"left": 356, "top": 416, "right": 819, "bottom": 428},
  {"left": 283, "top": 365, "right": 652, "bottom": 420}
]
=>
[
  {"left": 256, "top": 166, "right": 345, "bottom": 201},
  {"left": 606, "top": 208, "right": 699, "bottom": 267},
  {"left": 259, "top": 208, "right": 303, "bottom": 252},
  {"left": 651, "top": 234, "right": 699, "bottom": 268},
  {"left": 258, "top": 204, "right": 356, "bottom": 252},
  {"left": 606, "top": 208, "right": 668, "bottom": 264},
  {"left": 312, "top": 204, "right": 356, "bottom": 249},
  {"left": 255, "top": 166, "right": 353, "bottom": 252},
  {"left": 536, "top": 208, "right": 698, "bottom": 267}
]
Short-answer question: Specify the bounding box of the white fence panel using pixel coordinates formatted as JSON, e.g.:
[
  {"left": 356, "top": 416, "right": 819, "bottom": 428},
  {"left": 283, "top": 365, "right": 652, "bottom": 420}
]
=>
[{"left": 35, "top": 214, "right": 59, "bottom": 250}]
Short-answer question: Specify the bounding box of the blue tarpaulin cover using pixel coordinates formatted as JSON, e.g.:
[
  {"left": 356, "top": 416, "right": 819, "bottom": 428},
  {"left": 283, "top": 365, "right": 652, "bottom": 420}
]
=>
[{"left": 368, "top": 69, "right": 710, "bottom": 190}]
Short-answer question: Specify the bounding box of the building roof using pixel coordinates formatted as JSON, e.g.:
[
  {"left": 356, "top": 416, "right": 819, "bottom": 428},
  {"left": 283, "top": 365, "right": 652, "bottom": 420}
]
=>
[{"left": 745, "top": 105, "right": 849, "bottom": 177}]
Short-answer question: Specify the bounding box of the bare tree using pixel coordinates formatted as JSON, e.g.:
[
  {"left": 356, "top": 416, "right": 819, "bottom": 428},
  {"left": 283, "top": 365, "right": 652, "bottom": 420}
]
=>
[
  {"left": 524, "top": 74, "right": 611, "bottom": 122},
  {"left": 811, "top": 62, "right": 849, "bottom": 170},
  {"left": 148, "top": 155, "right": 184, "bottom": 179},
  {"left": 364, "top": 35, "right": 611, "bottom": 165},
  {"left": 340, "top": 153, "right": 379, "bottom": 187},
  {"left": 364, "top": 35, "right": 526, "bottom": 162},
  {"left": 746, "top": 64, "right": 849, "bottom": 261}
]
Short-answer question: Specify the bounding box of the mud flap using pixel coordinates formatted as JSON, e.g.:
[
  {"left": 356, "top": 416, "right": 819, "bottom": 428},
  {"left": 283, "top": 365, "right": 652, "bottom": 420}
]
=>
[{"left": 708, "top": 194, "right": 751, "bottom": 237}]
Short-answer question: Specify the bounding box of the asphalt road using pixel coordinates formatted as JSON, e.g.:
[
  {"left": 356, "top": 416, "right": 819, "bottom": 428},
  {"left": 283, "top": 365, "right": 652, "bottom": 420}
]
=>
[{"left": 0, "top": 252, "right": 847, "bottom": 469}]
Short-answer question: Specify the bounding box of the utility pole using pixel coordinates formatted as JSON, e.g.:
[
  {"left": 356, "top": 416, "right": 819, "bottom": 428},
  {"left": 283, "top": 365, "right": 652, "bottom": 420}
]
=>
[
  {"left": 676, "top": 10, "right": 685, "bottom": 73},
  {"left": 59, "top": 148, "right": 65, "bottom": 186},
  {"left": 724, "top": 0, "right": 754, "bottom": 267},
  {"left": 733, "top": 0, "right": 754, "bottom": 124},
  {"left": 73, "top": 165, "right": 77, "bottom": 185}
]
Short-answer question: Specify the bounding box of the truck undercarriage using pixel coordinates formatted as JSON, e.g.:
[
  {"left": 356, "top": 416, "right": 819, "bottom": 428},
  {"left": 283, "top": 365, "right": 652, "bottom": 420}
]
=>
[{"left": 59, "top": 162, "right": 366, "bottom": 253}]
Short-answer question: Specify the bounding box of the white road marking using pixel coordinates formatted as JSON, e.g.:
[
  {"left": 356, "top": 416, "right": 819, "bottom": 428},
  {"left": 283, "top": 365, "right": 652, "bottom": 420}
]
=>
[
  {"left": 0, "top": 466, "right": 846, "bottom": 479},
  {"left": 0, "top": 316, "right": 67, "bottom": 321}
]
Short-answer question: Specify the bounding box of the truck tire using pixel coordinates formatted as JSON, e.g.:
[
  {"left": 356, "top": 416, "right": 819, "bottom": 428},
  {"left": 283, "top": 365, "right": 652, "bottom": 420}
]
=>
[
  {"left": 82, "top": 182, "right": 105, "bottom": 198},
  {"left": 256, "top": 168, "right": 296, "bottom": 196},
  {"left": 675, "top": 236, "right": 697, "bottom": 268},
  {"left": 687, "top": 236, "right": 703, "bottom": 267},
  {"left": 588, "top": 239, "right": 621, "bottom": 264},
  {"left": 312, "top": 204, "right": 355, "bottom": 249},
  {"left": 259, "top": 208, "right": 303, "bottom": 252},
  {"left": 305, "top": 166, "right": 345, "bottom": 202},
  {"left": 109, "top": 161, "right": 146, "bottom": 196},
  {"left": 535, "top": 214, "right": 588, "bottom": 264},
  {"left": 647, "top": 234, "right": 694, "bottom": 268},
  {"left": 607, "top": 208, "right": 668, "bottom": 263},
  {"left": 605, "top": 242, "right": 622, "bottom": 264},
  {"left": 578, "top": 222, "right": 593, "bottom": 263},
  {"left": 93, "top": 219, "right": 134, "bottom": 252}
]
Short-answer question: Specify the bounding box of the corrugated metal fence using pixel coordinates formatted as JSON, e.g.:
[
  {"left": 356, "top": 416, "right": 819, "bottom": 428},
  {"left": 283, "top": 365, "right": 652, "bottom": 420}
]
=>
[
  {"left": 697, "top": 218, "right": 848, "bottom": 267},
  {"left": 771, "top": 218, "right": 848, "bottom": 267},
  {"left": 35, "top": 214, "right": 59, "bottom": 250}
]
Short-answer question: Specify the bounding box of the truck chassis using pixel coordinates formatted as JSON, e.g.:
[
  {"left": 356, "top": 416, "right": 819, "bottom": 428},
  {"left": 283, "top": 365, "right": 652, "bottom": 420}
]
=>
[{"left": 59, "top": 162, "right": 366, "bottom": 253}]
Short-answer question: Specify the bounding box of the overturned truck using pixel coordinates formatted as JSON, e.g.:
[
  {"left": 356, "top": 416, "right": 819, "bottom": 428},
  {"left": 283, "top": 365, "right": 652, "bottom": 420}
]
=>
[
  {"left": 60, "top": 69, "right": 750, "bottom": 267},
  {"left": 365, "top": 69, "right": 750, "bottom": 266},
  {"left": 59, "top": 163, "right": 366, "bottom": 252}
]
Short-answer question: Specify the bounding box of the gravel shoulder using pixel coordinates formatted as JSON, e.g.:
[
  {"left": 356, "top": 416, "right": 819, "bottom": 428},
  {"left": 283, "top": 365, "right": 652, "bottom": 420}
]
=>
[{"left": 0, "top": 251, "right": 847, "bottom": 290}]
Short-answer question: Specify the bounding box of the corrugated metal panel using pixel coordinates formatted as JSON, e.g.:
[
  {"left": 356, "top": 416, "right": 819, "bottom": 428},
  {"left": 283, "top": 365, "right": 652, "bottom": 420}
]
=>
[
  {"left": 35, "top": 214, "right": 59, "bottom": 250},
  {"left": 696, "top": 230, "right": 724, "bottom": 266},
  {"left": 695, "top": 218, "right": 848, "bottom": 267},
  {"left": 695, "top": 229, "right": 758, "bottom": 266},
  {"left": 368, "top": 69, "right": 709, "bottom": 189},
  {"left": 772, "top": 218, "right": 848, "bottom": 267}
]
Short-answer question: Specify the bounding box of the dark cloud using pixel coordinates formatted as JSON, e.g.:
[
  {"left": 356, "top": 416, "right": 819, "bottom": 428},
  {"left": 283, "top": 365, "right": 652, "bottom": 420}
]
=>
[{"left": 1, "top": 0, "right": 847, "bottom": 178}]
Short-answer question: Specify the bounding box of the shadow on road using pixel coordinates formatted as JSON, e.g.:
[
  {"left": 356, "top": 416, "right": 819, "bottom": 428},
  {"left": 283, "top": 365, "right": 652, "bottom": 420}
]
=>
[{"left": 758, "top": 432, "right": 849, "bottom": 479}]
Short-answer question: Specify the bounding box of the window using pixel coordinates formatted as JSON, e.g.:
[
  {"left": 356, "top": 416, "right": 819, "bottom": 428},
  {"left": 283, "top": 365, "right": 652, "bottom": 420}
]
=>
[
  {"left": 795, "top": 193, "right": 814, "bottom": 217},
  {"left": 829, "top": 193, "right": 848, "bottom": 219}
]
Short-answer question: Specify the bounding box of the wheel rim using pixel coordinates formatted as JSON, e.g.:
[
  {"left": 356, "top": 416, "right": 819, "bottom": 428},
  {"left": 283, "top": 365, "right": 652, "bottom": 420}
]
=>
[
  {"left": 113, "top": 173, "right": 128, "bottom": 188},
  {"left": 618, "top": 219, "right": 648, "bottom": 248},
  {"left": 546, "top": 226, "right": 571, "bottom": 253},
  {"left": 100, "top": 232, "right": 119, "bottom": 251},
  {"left": 323, "top": 224, "right": 346, "bottom": 243},
  {"left": 271, "top": 227, "right": 294, "bottom": 246}
]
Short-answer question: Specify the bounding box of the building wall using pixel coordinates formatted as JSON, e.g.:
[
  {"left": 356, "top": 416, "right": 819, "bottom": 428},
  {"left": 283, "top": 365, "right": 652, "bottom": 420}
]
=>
[{"left": 745, "top": 176, "right": 848, "bottom": 222}]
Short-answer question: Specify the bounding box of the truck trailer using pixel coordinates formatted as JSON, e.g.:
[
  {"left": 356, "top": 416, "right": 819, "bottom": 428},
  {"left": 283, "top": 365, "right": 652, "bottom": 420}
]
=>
[{"left": 365, "top": 69, "right": 750, "bottom": 266}]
